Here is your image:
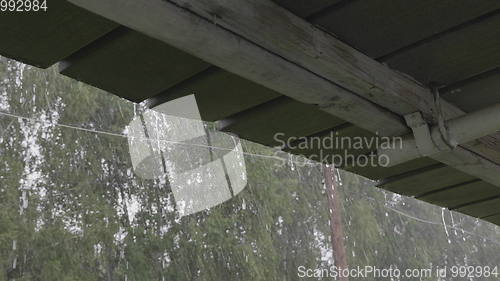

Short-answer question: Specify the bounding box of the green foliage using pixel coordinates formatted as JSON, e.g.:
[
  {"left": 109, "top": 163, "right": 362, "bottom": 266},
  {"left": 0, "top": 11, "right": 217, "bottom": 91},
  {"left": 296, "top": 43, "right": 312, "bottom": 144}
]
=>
[{"left": 0, "top": 57, "right": 499, "bottom": 281}]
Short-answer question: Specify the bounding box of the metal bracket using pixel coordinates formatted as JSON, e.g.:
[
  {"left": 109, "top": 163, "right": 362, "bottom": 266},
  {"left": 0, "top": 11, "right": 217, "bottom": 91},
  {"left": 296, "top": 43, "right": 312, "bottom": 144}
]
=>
[{"left": 404, "top": 112, "right": 440, "bottom": 157}]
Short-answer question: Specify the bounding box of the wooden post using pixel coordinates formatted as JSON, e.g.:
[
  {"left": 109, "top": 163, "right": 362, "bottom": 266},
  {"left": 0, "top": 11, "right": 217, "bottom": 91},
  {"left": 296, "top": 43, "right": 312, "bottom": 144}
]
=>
[{"left": 323, "top": 164, "right": 349, "bottom": 281}]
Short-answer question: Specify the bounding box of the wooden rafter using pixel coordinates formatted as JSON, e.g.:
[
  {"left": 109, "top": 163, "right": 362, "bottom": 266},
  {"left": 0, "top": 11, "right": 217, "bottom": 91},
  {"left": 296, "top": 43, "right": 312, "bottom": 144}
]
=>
[{"left": 67, "top": 0, "right": 500, "bottom": 188}]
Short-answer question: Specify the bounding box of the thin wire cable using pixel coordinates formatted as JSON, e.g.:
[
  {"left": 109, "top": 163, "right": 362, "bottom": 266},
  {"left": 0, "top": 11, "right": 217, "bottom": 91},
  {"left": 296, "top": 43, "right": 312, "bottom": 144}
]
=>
[
  {"left": 3, "top": 110, "right": 498, "bottom": 242},
  {"left": 0, "top": 110, "right": 319, "bottom": 166},
  {"left": 386, "top": 205, "right": 500, "bottom": 246},
  {"left": 362, "top": 195, "right": 500, "bottom": 245}
]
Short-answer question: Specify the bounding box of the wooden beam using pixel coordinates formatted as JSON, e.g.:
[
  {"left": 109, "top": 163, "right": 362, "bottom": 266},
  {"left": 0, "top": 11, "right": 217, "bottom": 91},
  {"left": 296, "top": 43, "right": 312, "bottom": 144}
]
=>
[
  {"left": 159, "top": 0, "right": 456, "bottom": 119},
  {"left": 455, "top": 196, "right": 500, "bottom": 218},
  {"left": 432, "top": 146, "right": 500, "bottom": 187},
  {"left": 59, "top": 27, "right": 209, "bottom": 102},
  {"left": 146, "top": 67, "right": 282, "bottom": 121},
  {"left": 218, "top": 96, "right": 346, "bottom": 147},
  {"left": 67, "top": 0, "right": 500, "bottom": 189},
  {"left": 0, "top": 0, "right": 117, "bottom": 68},
  {"left": 418, "top": 180, "right": 500, "bottom": 209},
  {"left": 378, "top": 165, "right": 475, "bottom": 197},
  {"left": 158, "top": 0, "right": 500, "bottom": 170},
  {"left": 309, "top": 0, "right": 500, "bottom": 58},
  {"left": 67, "top": 0, "right": 407, "bottom": 137}
]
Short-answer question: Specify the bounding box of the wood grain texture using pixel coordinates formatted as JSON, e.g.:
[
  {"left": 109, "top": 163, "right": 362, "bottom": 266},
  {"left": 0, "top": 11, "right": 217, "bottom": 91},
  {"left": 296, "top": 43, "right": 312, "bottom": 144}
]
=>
[
  {"left": 418, "top": 180, "right": 500, "bottom": 209},
  {"left": 456, "top": 197, "right": 500, "bottom": 218},
  {"left": 312, "top": 0, "right": 500, "bottom": 58},
  {"left": 165, "top": 0, "right": 466, "bottom": 120},
  {"left": 272, "top": 0, "right": 340, "bottom": 18},
  {"left": 443, "top": 68, "right": 500, "bottom": 112},
  {"left": 219, "top": 97, "right": 346, "bottom": 147},
  {"left": 484, "top": 214, "right": 500, "bottom": 225},
  {"left": 151, "top": 0, "right": 500, "bottom": 179},
  {"left": 147, "top": 68, "right": 281, "bottom": 121},
  {"left": 67, "top": 0, "right": 500, "bottom": 218},
  {"left": 0, "top": 0, "right": 117, "bottom": 68},
  {"left": 378, "top": 165, "right": 475, "bottom": 197},
  {"left": 346, "top": 157, "right": 438, "bottom": 181},
  {"left": 384, "top": 14, "right": 500, "bottom": 86},
  {"left": 60, "top": 28, "right": 209, "bottom": 102},
  {"left": 68, "top": 0, "right": 407, "bottom": 136}
]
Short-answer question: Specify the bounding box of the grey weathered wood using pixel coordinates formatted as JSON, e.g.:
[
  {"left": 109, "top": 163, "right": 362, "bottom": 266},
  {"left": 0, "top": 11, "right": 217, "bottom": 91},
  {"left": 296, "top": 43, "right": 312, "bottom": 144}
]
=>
[
  {"left": 67, "top": 0, "right": 408, "bottom": 137},
  {"left": 311, "top": 0, "right": 500, "bottom": 58},
  {"left": 60, "top": 28, "right": 209, "bottom": 103},
  {"left": 219, "top": 97, "right": 346, "bottom": 147},
  {"left": 285, "top": 125, "right": 373, "bottom": 155},
  {"left": 147, "top": 68, "right": 281, "bottom": 121},
  {"left": 418, "top": 180, "right": 500, "bottom": 209},
  {"left": 0, "top": 0, "right": 117, "bottom": 68},
  {"left": 456, "top": 197, "right": 500, "bottom": 218},
  {"left": 161, "top": 1, "right": 499, "bottom": 172},
  {"left": 346, "top": 157, "right": 438, "bottom": 181},
  {"left": 68, "top": 0, "right": 500, "bottom": 197},
  {"left": 384, "top": 14, "right": 500, "bottom": 85},
  {"left": 443, "top": 69, "right": 500, "bottom": 112},
  {"left": 378, "top": 165, "right": 475, "bottom": 196},
  {"left": 137, "top": 0, "right": 500, "bottom": 178},
  {"left": 162, "top": 0, "right": 457, "bottom": 119},
  {"left": 432, "top": 146, "right": 500, "bottom": 188},
  {"left": 484, "top": 214, "right": 500, "bottom": 225},
  {"left": 272, "top": 0, "right": 340, "bottom": 18}
]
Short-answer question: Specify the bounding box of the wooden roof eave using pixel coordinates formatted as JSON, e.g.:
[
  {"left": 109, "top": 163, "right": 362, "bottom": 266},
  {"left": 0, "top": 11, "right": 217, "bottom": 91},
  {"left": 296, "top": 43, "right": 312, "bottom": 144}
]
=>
[{"left": 67, "top": 0, "right": 500, "bottom": 189}]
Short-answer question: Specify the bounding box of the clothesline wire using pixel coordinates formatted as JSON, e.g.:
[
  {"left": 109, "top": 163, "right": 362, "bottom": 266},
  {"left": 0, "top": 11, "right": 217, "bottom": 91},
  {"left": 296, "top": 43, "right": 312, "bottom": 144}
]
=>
[
  {"left": 1, "top": 110, "right": 499, "bottom": 242},
  {"left": 0, "top": 110, "right": 319, "bottom": 166}
]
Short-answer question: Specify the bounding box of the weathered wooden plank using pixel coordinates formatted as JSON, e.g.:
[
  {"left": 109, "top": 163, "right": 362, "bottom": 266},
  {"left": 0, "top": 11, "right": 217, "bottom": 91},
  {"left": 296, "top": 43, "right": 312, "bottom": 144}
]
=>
[
  {"left": 225, "top": 112, "right": 441, "bottom": 180},
  {"left": 378, "top": 165, "right": 475, "bottom": 197},
  {"left": 442, "top": 70, "right": 500, "bottom": 161},
  {"left": 432, "top": 146, "right": 500, "bottom": 187},
  {"left": 147, "top": 67, "right": 281, "bottom": 121},
  {"left": 68, "top": 0, "right": 500, "bottom": 211},
  {"left": 219, "top": 97, "right": 346, "bottom": 147},
  {"left": 60, "top": 28, "right": 209, "bottom": 102},
  {"left": 285, "top": 125, "right": 374, "bottom": 159},
  {"left": 160, "top": 0, "right": 478, "bottom": 122},
  {"left": 107, "top": 0, "right": 500, "bottom": 185},
  {"left": 272, "top": 0, "right": 340, "bottom": 18},
  {"left": 158, "top": 0, "right": 500, "bottom": 176},
  {"left": 442, "top": 68, "right": 500, "bottom": 112},
  {"left": 283, "top": 126, "right": 442, "bottom": 180},
  {"left": 464, "top": 135, "right": 500, "bottom": 167},
  {"left": 418, "top": 180, "right": 500, "bottom": 209},
  {"left": 180, "top": 0, "right": 500, "bottom": 188},
  {"left": 456, "top": 197, "right": 500, "bottom": 218},
  {"left": 346, "top": 157, "right": 438, "bottom": 181},
  {"left": 484, "top": 213, "right": 500, "bottom": 225},
  {"left": 312, "top": 0, "right": 500, "bottom": 58},
  {"left": 384, "top": 14, "right": 500, "bottom": 86},
  {"left": 68, "top": 0, "right": 408, "bottom": 136},
  {"left": 0, "top": 0, "right": 117, "bottom": 68},
  {"left": 284, "top": 125, "right": 378, "bottom": 170}
]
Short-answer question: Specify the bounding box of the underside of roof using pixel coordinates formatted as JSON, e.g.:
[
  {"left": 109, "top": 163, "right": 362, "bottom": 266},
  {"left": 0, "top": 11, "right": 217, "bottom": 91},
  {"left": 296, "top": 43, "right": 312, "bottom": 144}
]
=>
[{"left": 1, "top": 0, "right": 500, "bottom": 226}]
